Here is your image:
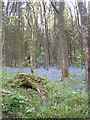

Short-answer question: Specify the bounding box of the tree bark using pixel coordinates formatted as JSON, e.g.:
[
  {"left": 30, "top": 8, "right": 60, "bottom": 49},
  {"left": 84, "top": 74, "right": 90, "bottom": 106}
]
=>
[
  {"left": 51, "top": 2, "right": 69, "bottom": 80},
  {"left": 78, "top": 1, "right": 89, "bottom": 88},
  {"left": 43, "top": 3, "right": 49, "bottom": 70},
  {"left": 30, "top": 17, "right": 34, "bottom": 73},
  {"left": 88, "top": 2, "right": 90, "bottom": 90},
  {"left": 26, "top": 3, "right": 34, "bottom": 73}
]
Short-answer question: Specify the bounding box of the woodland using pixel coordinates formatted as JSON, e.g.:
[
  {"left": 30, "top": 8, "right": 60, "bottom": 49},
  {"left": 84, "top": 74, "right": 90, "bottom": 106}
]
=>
[{"left": 1, "top": 0, "right": 90, "bottom": 118}]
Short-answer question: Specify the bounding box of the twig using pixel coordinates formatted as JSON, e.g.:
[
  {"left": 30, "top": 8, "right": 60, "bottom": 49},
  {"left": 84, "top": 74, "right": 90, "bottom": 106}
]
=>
[{"left": 1, "top": 90, "right": 12, "bottom": 94}]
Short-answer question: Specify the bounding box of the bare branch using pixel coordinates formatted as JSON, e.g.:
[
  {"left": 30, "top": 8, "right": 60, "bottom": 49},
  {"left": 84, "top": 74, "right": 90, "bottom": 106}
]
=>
[
  {"left": 51, "top": 2, "right": 59, "bottom": 14},
  {"left": 25, "top": 14, "right": 31, "bottom": 28}
]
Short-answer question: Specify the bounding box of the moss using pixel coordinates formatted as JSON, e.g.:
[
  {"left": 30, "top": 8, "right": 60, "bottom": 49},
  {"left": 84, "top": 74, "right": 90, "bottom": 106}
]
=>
[
  {"left": 62, "top": 76, "right": 65, "bottom": 81},
  {"left": 25, "top": 78, "right": 39, "bottom": 89},
  {"left": 57, "top": 67, "right": 60, "bottom": 70},
  {"left": 65, "top": 69, "right": 69, "bottom": 77},
  {"left": 62, "top": 69, "right": 69, "bottom": 81},
  {"left": 46, "top": 67, "right": 49, "bottom": 70},
  {"left": 11, "top": 73, "right": 46, "bottom": 92},
  {"left": 52, "top": 63, "right": 54, "bottom": 67},
  {"left": 43, "top": 63, "right": 46, "bottom": 69},
  {"left": 11, "top": 73, "right": 49, "bottom": 95},
  {"left": 81, "top": 65, "right": 84, "bottom": 69}
]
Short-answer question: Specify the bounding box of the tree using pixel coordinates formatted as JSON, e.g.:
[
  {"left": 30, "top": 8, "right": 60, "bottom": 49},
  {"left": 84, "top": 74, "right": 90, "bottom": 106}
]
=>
[
  {"left": 25, "top": 3, "right": 34, "bottom": 73},
  {"left": 88, "top": 2, "right": 90, "bottom": 90},
  {"left": 43, "top": 3, "right": 49, "bottom": 70},
  {"left": 0, "top": 0, "right": 2, "bottom": 69},
  {"left": 51, "top": 1, "right": 69, "bottom": 80},
  {"left": 33, "top": 3, "right": 41, "bottom": 68},
  {"left": 2, "top": 2, "right": 25, "bottom": 67},
  {"left": 77, "top": 0, "right": 89, "bottom": 88}
]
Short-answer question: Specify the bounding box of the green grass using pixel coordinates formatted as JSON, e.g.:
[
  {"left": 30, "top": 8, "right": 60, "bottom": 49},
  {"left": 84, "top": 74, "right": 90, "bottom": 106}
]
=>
[{"left": 2, "top": 71, "right": 88, "bottom": 118}]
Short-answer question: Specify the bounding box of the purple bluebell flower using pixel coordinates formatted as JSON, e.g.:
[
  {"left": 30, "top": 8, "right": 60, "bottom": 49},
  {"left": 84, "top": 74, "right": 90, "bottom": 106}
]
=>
[{"left": 4, "top": 66, "right": 85, "bottom": 88}]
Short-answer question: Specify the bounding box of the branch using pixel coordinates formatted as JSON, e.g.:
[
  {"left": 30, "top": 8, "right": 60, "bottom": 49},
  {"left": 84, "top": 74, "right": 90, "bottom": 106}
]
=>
[
  {"left": 9, "top": 2, "right": 15, "bottom": 16},
  {"left": 51, "top": 2, "right": 59, "bottom": 14},
  {"left": 25, "top": 14, "right": 31, "bottom": 28},
  {"left": 26, "top": 2, "right": 31, "bottom": 11},
  {"left": 1, "top": 90, "right": 12, "bottom": 94},
  {"left": 6, "top": 2, "right": 10, "bottom": 16}
]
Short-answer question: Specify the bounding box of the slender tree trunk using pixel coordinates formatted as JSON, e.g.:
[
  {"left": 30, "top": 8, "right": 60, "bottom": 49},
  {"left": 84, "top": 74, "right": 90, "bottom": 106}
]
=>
[
  {"left": 51, "top": 2, "right": 69, "bottom": 80},
  {"left": 58, "top": 17, "right": 69, "bottom": 79},
  {"left": 56, "top": 15, "right": 61, "bottom": 69},
  {"left": 26, "top": 3, "right": 34, "bottom": 73},
  {"left": 68, "top": 6, "right": 76, "bottom": 65},
  {"left": 87, "top": 2, "right": 90, "bottom": 91},
  {"left": 33, "top": 5, "right": 40, "bottom": 68},
  {"left": 2, "top": 3, "right": 10, "bottom": 66},
  {"left": 58, "top": 3, "right": 69, "bottom": 79},
  {"left": 39, "top": 3, "right": 45, "bottom": 68},
  {"left": 43, "top": 3, "right": 49, "bottom": 70},
  {"left": 78, "top": 1, "right": 89, "bottom": 88},
  {"left": 30, "top": 11, "right": 34, "bottom": 73},
  {"left": 76, "top": 6, "right": 84, "bottom": 67}
]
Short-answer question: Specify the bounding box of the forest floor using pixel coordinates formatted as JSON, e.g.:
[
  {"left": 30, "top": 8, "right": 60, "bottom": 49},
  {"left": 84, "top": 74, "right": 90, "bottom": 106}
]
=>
[{"left": 2, "top": 66, "right": 89, "bottom": 118}]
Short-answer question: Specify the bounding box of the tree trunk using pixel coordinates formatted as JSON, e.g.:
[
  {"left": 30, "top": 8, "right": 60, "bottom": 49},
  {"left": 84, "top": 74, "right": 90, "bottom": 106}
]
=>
[
  {"left": 78, "top": 1, "right": 89, "bottom": 88},
  {"left": 58, "top": 2, "right": 69, "bottom": 79},
  {"left": 76, "top": 5, "right": 84, "bottom": 67},
  {"left": 43, "top": 3, "right": 49, "bottom": 70},
  {"left": 30, "top": 22, "right": 34, "bottom": 73},
  {"left": 51, "top": 2, "right": 69, "bottom": 80},
  {"left": 58, "top": 17, "right": 69, "bottom": 79},
  {"left": 88, "top": 2, "right": 90, "bottom": 90},
  {"left": 33, "top": 5, "right": 40, "bottom": 68}
]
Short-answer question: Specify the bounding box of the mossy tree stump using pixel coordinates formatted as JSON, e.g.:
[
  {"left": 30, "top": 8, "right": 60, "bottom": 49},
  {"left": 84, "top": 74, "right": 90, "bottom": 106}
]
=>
[{"left": 11, "top": 73, "right": 48, "bottom": 96}]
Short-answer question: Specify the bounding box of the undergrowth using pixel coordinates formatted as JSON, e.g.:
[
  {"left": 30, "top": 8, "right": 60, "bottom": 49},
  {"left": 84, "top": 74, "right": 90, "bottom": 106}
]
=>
[{"left": 2, "top": 70, "right": 88, "bottom": 118}]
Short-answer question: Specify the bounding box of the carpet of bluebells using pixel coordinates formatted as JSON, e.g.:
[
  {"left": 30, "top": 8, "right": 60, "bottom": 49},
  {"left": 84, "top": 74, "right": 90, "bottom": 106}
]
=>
[
  {"left": 4, "top": 66, "right": 86, "bottom": 89},
  {"left": 2, "top": 66, "right": 88, "bottom": 118},
  {"left": 5, "top": 65, "right": 85, "bottom": 80}
]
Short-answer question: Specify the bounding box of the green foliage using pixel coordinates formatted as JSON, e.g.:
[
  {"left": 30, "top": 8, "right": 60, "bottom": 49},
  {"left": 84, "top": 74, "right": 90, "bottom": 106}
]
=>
[
  {"left": 2, "top": 71, "right": 88, "bottom": 118},
  {"left": 25, "top": 56, "right": 30, "bottom": 67},
  {"left": 3, "top": 2, "right": 86, "bottom": 68},
  {"left": 2, "top": 93, "right": 26, "bottom": 117}
]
